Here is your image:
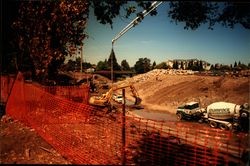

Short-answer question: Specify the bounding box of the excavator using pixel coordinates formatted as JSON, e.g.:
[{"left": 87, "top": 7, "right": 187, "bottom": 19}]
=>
[
  {"left": 88, "top": 1, "right": 161, "bottom": 111},
  {"left": 88, "top": 82, "right": 142, "bottom": 109}
]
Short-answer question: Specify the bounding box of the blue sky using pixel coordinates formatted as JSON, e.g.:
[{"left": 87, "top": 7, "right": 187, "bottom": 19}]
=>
[{"left": 83, "top": 2, "right": 250, "bottom": 67}]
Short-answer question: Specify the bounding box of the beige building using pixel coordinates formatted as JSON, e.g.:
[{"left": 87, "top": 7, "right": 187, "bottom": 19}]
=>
[{"left": 165, "top": 59, "right": 211, "bottom": 70}]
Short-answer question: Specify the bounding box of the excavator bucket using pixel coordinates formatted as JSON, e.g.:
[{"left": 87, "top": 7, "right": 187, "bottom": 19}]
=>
[{"left": 134, "top": 97, "right": 142, "bottom": 105}]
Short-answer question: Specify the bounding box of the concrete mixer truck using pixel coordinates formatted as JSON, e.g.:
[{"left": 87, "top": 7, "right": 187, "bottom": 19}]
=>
[
  {"left": 201, "top": 102, "right": 249, "bottom": 131},
  {"left": 176, "top": 101, "right": 249, "bottom": 131}
]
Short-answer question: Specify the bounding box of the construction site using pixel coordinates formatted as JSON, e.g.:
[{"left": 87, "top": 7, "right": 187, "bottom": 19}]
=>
[
  {"left": 1, "top": 69, "right": 249, "bottom": 165},
  {"left": 1, "top": 1, "right": 250, "bottom": 165}
]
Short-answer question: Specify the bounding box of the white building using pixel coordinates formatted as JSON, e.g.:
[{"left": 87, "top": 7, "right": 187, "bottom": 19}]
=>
[{"left": 165, "top": 59, "right": 210, "bottom": 70}]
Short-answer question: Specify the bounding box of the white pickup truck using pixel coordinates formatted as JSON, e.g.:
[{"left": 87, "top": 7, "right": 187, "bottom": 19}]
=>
[
  {"left": 176, "top": 102, "right": 203, "bottom": 121},
  {"left": 112, "top": 94, "right": 123, "bottom": 103}
]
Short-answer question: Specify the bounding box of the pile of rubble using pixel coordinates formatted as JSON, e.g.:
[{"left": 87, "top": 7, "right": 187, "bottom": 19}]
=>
[{"left": 127, "top": 69, "right": 195, "bottom": 83}]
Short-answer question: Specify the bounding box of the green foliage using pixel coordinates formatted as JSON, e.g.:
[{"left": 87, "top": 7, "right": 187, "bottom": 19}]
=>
[
  {"left": 64, "top": 60, "right": 76, "bottom": 71},
  {"left": 82, "top": 62, "right": 92, "bottom": 69},
  {"left": 107, "top": 49, "right": 121, "bottom": 71},
  {"left": 92, "top": 1, "right": 127, "bottom": 28},
  {"left": 121, "top": 60, "right": 130, "bottom": 71},
  {"left": 152, "top": 61, "right": 156, "bottom": 69},
  {"left": 237, "top": 63, "right": 248, "bottom": 70},
  {"left": 210, "top": 64, "right": 215, "bottom": 70},
  {"left": 3, "top": 1, "right": 250, "bottom": 77},
  {"left": 168, "top": 2, "right": 250, "bottom": 30},
  {"left": 210, "top": 62, "right": 249, "bottom": 71},
  {"left": 134, "top": 58, "right": 151, "bottom": 74},
  {"left": 62, "top": 58, "right": 93, "bottom": 72},
  {"left": 96, "top": 60, "right": 108, "bottom": 71},
  {"left": 173, "top": 61, "right": 178, "bottom": 69},
  {"left": 10, "top": 0, "right": 89, "bottom": 80},
  {"left": 220, "top": 65, "right": 231, "bottom": 71},
  {"left": 234, "top": 61, "right": 237, "bottom": 68},
  {"left": 155, "top": 62, "right": 168, "bottom": 69}
]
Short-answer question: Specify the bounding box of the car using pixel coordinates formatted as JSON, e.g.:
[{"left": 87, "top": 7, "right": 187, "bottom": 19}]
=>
[
  {"left": 114, "top": 95, "right": 123, "bottom": 103},
  {"left": 176, "top": 102, "right": 202, "bottom": 121}
]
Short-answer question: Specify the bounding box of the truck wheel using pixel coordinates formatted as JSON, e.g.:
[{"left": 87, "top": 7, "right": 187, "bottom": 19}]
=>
[
  {"left": 176, "top": 113, "right": 182, "bottom": 121},
  {"left": 219, "top": 123, "right": 229, "bottom": 130},
  {"left": 209, "top": 121, "right": 218, "bottom": 128}
]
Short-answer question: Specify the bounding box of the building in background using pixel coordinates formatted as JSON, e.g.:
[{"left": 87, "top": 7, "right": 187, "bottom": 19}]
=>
[{"left": 166, "top": 59, "right": 211, "bottom": 70}]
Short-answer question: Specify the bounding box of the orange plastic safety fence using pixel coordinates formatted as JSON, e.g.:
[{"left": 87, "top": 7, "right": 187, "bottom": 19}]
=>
[
  {"left": 40, "top": 85, "right": 90, "bottom": 104},
  {"left": 5, "top": 72, "right": 249, "bottom": 165},
  {"left": 124, "top": 115, "right": 249, "bottom": 165},
  {"left": 0, "top": 75, "right": 15, "bottom": 103}
]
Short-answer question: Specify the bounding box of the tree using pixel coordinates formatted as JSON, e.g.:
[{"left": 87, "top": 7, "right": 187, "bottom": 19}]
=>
[
  {"left": 152, "top": 61, "right": 156, "bottom": 70},
  {"left": 168, "top": 2, "right": 250, "bottom": 30},
  {"left": 121, "top": 60, "right": 130, "bottom": 71},
  {"left": 6, "top": 0, "right": 89, "bottom": 81},
  {"left": 82, "top": 62, "right": 93, "bottom": 70},
  {"left": 199, "top": 60, "right": 204, "bottom": 71},
  {"left": 96, "top": 59, "right": 108, "bottom": 71},
  {"left": 173, "top": 61, "right": 178, "bottom": 69},
  {"left": 234, "top": 61, "right": 238, "bottom": 68},
  {"left": 187, "top": 60, "right": 194, "bottom": 70},
  {"left": 91, "top": 2, "right": 250, "bottom": 30},
  {"left": 181, "top": 61, "right": 184, "bottom": 70},
  {"left": 64, "top": 60, "right": 76, "bottom": 72},
  {"left": 134, "top": 58, "right": 151, "bottom": 74},
  {"left": 155, "top": 62, "right": 168, "bottom": 69},
  {"left": 2, "top": 1, "right": 250, "bottom": 78},
  {"left": 237, "top": 63, "right": 248, "bottom": 70},
  {"left": 220, "top": 65, "right": 231, "bottom": 71},
  {"left": 107, "top": 48, "right": 121, "bottom": 71},
  {"left": 210, "top": 64, "right": 215, "bottom": 70}
]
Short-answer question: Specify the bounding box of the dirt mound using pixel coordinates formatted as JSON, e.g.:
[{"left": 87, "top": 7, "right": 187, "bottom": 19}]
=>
[{"left": 121, "top": 69, "right": 249, "bottom": 114}]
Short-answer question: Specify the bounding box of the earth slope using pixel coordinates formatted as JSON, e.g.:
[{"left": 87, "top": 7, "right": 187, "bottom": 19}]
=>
[{"left": 121, "top": 69, "right": 249, "bottom": 113}]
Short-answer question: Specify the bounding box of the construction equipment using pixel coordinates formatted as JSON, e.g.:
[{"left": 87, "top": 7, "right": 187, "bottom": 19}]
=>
[
  {"left": 201, "top": 102, "right": 249, "bottom": 131},
  {"left": 111, "top": 1, "right": 163, "bottom": 45},
  {"left": 176, "top": 102, "right": 203, "bottom": 121},
  {"left": 176, "top": 101, "right": 249, "bottom": 131},
  {"left": 89, "top": 82, "right": 142, "bottom": 108}
]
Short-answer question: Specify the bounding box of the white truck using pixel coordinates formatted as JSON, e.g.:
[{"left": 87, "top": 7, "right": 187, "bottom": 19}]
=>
[
  {"left": 201, "top": 102, "right": 249, "bottom": 131},
  {"left": 176, "top": 102, "right": 203, "bottom": 121},
  {"left": 176, "top": 101, "right": 249, "bottom": 131}
]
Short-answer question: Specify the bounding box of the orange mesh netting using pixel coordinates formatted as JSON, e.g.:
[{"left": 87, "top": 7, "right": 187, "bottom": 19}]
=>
[
  {"left": 4, "top": 73, "right": 249, "bottom": 165},
  {"left": 0, "top": 75, "right": 15, "bottom": 103}
]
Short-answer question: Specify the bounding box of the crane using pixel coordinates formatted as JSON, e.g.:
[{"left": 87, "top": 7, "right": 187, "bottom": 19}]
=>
[
  {"left": 90, "top": 2, "right": 163, "bottom": 111},
  {"left": 109, "top": 1, "right": 163, "bottom": 82},
  {"left": 111, "top": 1, "right": 163, "bottom": 45}
]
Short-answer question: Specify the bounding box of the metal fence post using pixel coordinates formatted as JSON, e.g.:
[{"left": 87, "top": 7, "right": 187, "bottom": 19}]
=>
[{"left": 122, "top": 88, "right": 126, "bottom": 165}]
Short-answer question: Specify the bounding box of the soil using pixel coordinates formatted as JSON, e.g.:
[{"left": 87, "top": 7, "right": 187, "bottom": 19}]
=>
[
  {"left": 123, "top": 72, "right": 249, "bottom": 114},
  {"left": 0, "top": 115, "right": 71, "bottom": 164},
  {"left": 1, "top": 70, "right": 249, "bottom": 164}
]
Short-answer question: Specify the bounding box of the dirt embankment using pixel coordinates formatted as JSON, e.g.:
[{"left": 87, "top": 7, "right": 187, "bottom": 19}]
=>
[{"left": 120, "top": 69, "right": 249, "bottom": 114}]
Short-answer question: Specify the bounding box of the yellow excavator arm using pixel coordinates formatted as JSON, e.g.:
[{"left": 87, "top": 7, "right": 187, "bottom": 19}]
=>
[{"left": 88, "top": 82, "right": 141, "bottom": 107}]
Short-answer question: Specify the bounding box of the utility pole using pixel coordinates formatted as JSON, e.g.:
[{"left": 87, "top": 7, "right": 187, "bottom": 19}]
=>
[
  {"left": 109, "top": 2, "right": 163, "bottom": 165},
  {"left": 111, "top": 1, "right": 162, "bottom": 83},
  {"left": 80, "top": 45, "right": 83, "bottom": 73}
]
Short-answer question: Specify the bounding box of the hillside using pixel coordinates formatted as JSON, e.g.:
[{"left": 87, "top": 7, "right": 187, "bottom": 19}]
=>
[{"left": 118, "top": 69, "right": 249, "bottom": 114}]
